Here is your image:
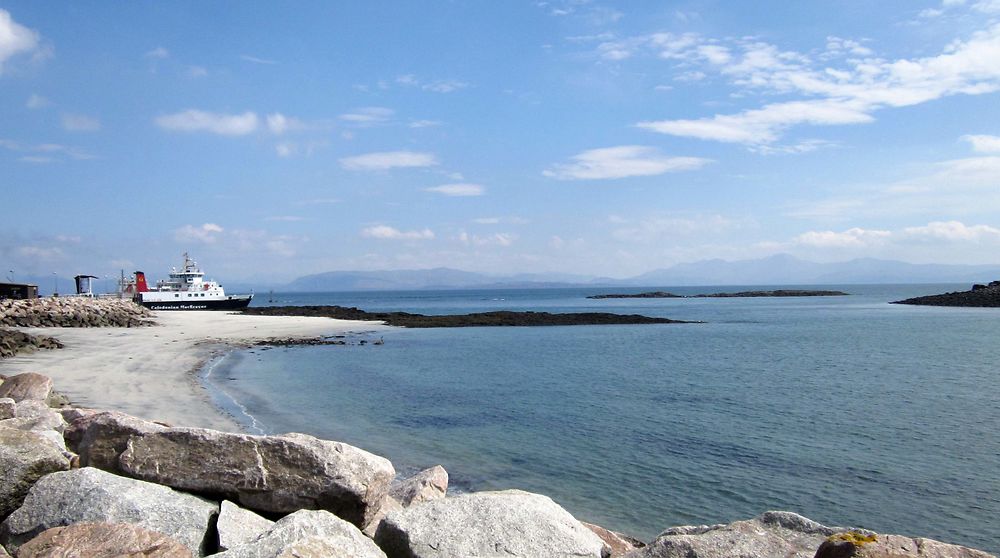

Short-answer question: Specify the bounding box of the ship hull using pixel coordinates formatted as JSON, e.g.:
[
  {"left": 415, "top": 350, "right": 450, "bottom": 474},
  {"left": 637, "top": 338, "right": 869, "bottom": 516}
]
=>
[{"left": 138, "top": 294, "right": 253, "bottom": 311}]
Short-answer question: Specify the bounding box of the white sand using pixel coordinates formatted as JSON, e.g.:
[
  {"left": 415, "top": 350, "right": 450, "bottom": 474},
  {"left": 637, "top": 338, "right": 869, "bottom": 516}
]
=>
[{"left": 1, "top": 311, "right": 387, "bottom": 431}]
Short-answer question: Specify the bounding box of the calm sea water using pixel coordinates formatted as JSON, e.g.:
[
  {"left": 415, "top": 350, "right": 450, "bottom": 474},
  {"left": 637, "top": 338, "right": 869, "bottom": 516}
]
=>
[{"left": 203, "top": 285, "right": 999, "bottom": 552}]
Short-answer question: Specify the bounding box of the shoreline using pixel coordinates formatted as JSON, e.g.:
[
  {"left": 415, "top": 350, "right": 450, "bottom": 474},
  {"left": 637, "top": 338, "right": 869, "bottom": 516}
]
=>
[{"left": 0, "top": 310, "right": 387, "bottom": 431}]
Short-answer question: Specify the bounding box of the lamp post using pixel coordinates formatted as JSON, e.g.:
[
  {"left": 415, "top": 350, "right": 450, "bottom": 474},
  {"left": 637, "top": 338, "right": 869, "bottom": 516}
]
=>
[{"left": 52, "top": 272, "right": 58, "bottom": 297}]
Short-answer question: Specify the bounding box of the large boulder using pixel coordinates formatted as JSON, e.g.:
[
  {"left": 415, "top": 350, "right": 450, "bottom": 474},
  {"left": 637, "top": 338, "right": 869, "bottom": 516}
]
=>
[
  {"left": 814, "top": 532, "right": 995, "bottom": 558},
  {"left": 0, "top": 400, "right": 67, "bottom": 434},
  {"left": 0, "top": 467, "right": 218, "bottom": 556},
  {"left": 374, "top": 489, "right": 609, "bottom": 558},
  {"left": 0, "top": 373, "right": 52, "bottom": 403},
  {"left": 118, "top": 428, "right": 395, "bottom": 528},
  {"left": 389, "top": 465, "right": 448, "bottom": 508},
  {"left": 16, "top": 522, "right": 192, "bottom": 558},
  {"left": 216, "top": 500, "right": 274, "bottom": 552},
  {"left": 0, "top": 428, "right": 72, "bottom": 519},
  {"left": 210, "top": 509, "right": 387, "bottom": 558},
  {"left": 624, "top": 511, "right": 844, "bottom": 558},
  {"left": 63, "top": 410, "right": 167, "bottom": 472}
]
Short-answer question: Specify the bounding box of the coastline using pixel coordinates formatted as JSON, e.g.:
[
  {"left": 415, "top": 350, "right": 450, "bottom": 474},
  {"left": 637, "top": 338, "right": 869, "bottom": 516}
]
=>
[{"left": 1, "top": 310, "right": 387, "bottom": 431}]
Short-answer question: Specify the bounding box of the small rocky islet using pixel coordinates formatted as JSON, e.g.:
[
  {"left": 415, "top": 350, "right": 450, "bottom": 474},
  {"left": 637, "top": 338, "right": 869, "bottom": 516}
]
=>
[
  {"left": 588, "top": 289, "right": 850, "bottom": 299},
  {"left": 892, "top": 281, "right": 1000, "bottom": 307}
]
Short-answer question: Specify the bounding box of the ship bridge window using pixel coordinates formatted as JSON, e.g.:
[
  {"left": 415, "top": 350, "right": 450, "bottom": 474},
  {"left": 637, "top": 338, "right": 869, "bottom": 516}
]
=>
[{"left": 175, "top": 294, "right": 179, "bottom": 298}]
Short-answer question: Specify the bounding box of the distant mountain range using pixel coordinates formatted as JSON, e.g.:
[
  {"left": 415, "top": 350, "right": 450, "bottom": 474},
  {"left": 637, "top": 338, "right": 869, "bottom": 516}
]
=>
[
  {"left": 13, "top": 254, "right": 1000, "bottom": 295},
  {"left": 280, "top": 254, "right": 1000, "bottom": 292}
]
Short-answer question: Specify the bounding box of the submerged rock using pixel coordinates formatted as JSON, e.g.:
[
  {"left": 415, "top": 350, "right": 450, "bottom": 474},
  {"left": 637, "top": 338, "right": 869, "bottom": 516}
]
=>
[
  {"left": 374, "top": 489, "right": 609, "bottom": 558},
  {"left": 0, "top": 428, "right": 72, "bottom": 519},
  {"left": 0, "top": 467, "right": 218, "bottom": 556},
  {"left": 118, "top": 428, "right": 394, "bottom": 528},
  {"left": 815, "top": 532, "right": 995, "bottom": 558},
  {"left": 16, "top": 522, "right": 192, "bottom": 558},
  {"left": 210, "top": 509, "right": 386, "bottom": 558},
  {"left": 624, "top": 511, "right": 845, "bottom": 558}
]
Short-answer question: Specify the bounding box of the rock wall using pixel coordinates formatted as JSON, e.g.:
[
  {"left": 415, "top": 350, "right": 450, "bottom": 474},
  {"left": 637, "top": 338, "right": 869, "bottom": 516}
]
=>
[
  {"left": 0, "top": 372, "right": 995, "bottom": 558},
  {"left": 0, "top": 298, "right": 153, "bottom": 328}
]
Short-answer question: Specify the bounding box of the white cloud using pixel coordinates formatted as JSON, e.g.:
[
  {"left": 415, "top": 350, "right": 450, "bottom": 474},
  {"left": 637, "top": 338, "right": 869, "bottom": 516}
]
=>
[
  {"left": 632, "top": 23, "right": 1000, "bottom": 145},
  {"left": 458, "top": 232, "right": 515, "bottom": 246},
  {"left": 61, "top": 113, "right": 101, "bottom": 132},
  {"left": 25, "top": 93, "right": 48, "bottom": 109},
  {"left": 0, "top": 9, "right": 41, "bottom": 74},
  {"left": 339, "top": 150, "right": 438, "bottom": 171},
  {"left": 0, "top": 140, "right": 93, "bottom": 161},
  {"left": 174, "top": 223, "right": 224, "bottom": 244},
  {"left": 338, "top": 107, "right": 394, "bottom": 124},
  {"left": 156, "top": 110, "right": 259, "bottom": 136},
  {"left": 902, "top": 220, "right": 1000, "bottom": 240},
  {"left": 241, "top": 54, "right": 276, "bottom": 65},
  {"left": 361, "top": 225, "right": 435, "bottom": 240},
  {"left": 962, "top": 134, "right": 1000, "bottom": 153},
  {"left": 145, "top": 47, "right": 169, "bottom": 59},
  {"left": 422, "top": 80, "right": 469, "bottom": 93},
  {"left": 409, "top": 119, "right": 442, "bottom": 128},
  {"left": 794, "top": 227, "right": 891, "bottom": 247},
  {"left": 425, "top": 183, "right": 485, "bottom": 196},
  {"left": 543, "top": 145, "right": 711, "bottom": 180}
]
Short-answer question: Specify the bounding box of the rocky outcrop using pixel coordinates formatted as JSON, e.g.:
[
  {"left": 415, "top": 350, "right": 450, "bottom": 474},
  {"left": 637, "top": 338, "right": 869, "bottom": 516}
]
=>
[
  {"left": 389, "top": 465, "right": 449, "bottom": 508},
  {"left": 63, "top": 410, "right": 167, "bottom": 472},
  {"left": 216, "top": 501, "right": 274, "bottom": 552},
  {"left": 16, "top": 522, "right": 193, "bottom": 558},
  {"left": 0, "top": 330, "right": 62, "bottom": 359},
  {"left": 815, "top": 532, "right": 995, "bottom": 558},
  {"left": 588, "top": 290, "right": 848, "bottom": 299},
  {"left": 242, "top": 305, "right": 693, "bottom": 327},
  {"left": 893, "top": 282, "right": 1000, "bottom": 307},
  {"left": 0, "top": 373, "right": 52, "bottom": 403},
  {"left": 118, "top": 428, "right": 395, "bottom": 528},
  {"left": 210, "top": 509, "right": 387, "bottom": 558},
  {"left": 0, "top": 467, "right": 219, "bottom": 556},
  {"left": 624, "top": 511, "right": 845, "bottom": 558},
  {"left": 374, "top": 489, "right": 609, "bottom": 558},
  {"left": 0, "top": 428, "right": 72, "bottom": 519},
  {"left": 0, "top": 297, "right": 153, "bottom": 328}
]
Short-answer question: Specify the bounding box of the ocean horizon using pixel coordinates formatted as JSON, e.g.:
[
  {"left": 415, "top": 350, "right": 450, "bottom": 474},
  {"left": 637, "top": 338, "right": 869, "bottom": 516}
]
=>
[{"left": 203, "top": 284, "right": 999, "bottom": 553}]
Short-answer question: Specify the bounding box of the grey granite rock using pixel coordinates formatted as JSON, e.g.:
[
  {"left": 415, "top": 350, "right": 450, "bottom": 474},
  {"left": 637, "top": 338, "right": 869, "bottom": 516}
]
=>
[
  {"left": 0, "top": 373, "right": 52, "bottom": 403},
  {"left": 815, "top": 532, "right": 995, "bottom": 558},
  {"left": 0, "top": 428, "right": 72, "bottom": 520},
  {"left": 624, "top": 511, "right": 846, "bottom": 558},
  {"left": 362, "top": 495, "right": 402, "bottom": 539},
  {"left": 374, "top": 489, "right": 609, "bottom": 558},
  {"left": 389, "top": 465, "right": 448, "bottom": 508},
  {"left": 0, "top": 399, "right": 14, "bottom": 421},
  {"left": 0, "top": 467, "right": 218, "bottom": 556},
  {"left": 217, "top": 500, "right": 274, "bottom": 552},
  {"left": 63, "top": 410, "right": 167, "bottom": 472},
  {"left": 119, "top": 428, "right": 395, "bottom": 527},
  {"left": 210, "top": 509, "right": 387, "bottom": 558},
  {"left": 0, "top": 400, "right": 67, "bottom": 434},
  {"left": 16, "top": 522, "right": 193, "bottom": 558}
]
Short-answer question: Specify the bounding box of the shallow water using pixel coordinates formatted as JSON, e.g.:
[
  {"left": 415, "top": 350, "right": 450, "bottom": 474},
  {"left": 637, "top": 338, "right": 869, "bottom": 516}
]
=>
[{"left": 204, "top": 285, "right": 1000, "bottom": 552}]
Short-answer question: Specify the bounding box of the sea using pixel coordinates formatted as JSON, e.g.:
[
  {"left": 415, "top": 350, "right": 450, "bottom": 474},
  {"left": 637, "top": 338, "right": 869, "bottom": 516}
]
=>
[{"left": 201, "top": 284, "right": 999, "bottom": 553}]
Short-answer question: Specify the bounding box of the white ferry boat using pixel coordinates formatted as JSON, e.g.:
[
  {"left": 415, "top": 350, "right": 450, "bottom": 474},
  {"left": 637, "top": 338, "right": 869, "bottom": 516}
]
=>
[{"left": 132, "top": 253, "right": 253, "bottom": 310}]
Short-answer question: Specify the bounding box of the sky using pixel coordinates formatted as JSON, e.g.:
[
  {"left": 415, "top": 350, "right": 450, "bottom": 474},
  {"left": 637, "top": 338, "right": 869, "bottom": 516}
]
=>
[{"left": 2, "top": 1, "right": 1000, "bottom": 283}]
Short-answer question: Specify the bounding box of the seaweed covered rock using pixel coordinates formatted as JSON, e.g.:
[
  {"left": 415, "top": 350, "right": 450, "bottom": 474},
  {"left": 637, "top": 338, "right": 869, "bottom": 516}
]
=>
[
  {"left": 625, "top": 511, "right": 844, "bottom": 558},
  {"left": 118, "top": 428, "right": 395, "bottom": 528},
  {"left": 814, "top": 532, "right": 995, "bottom": 558},
  {"left": 374, "top": 489, "right": 609, "bottom": 558},
  {"left": 0, "top": 330, "right": 63, "bottom": 359},
  {"left": 0, "top": 467, "right": 218, "bottom": 556},
  {"left": 16, "top": 522, "right": 192, "bottom": 558},
  {"left": 211, "top": 509, "right": 386, "bottom": 558}
]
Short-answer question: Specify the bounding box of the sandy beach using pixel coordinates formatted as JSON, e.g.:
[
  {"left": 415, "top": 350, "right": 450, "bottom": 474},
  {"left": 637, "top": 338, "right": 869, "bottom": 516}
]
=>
[{"left": 0, "top": 311, "right": 386, "bottom": 431}]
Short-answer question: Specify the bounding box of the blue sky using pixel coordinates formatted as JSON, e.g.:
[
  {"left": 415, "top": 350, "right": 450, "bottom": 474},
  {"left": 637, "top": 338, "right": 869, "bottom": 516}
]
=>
[{"left": 2, "top": 1, "right": 1000, "bottom": 282}]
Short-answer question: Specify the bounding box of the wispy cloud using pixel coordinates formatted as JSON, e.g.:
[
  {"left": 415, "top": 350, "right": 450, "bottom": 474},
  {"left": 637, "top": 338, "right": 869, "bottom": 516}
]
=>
[
  {"left": 544, "top": 145, "right": 711, "bottom": 180},
  {"left": 0, "top": 9, "right": 42, "bottom": 74},
  {"left": 186, "top": 65, "right": 208, "bottom": 78},
  {"left": 25, "top": 93, "right": 48, "bottom": 109},
  {"left": 361, "top": 225, "right": 435, "bottom": 240},
  {"left": 240, "top": 54, "right": 276, "bottom": 65},
  {"left": 425, "top": 183, "right": 485, "bottom": 196},
  {"left": 458, "top": 231, "right": 515, "bottom": 246},
  {"left": 174, "top": 223, "right": 224, "bottom": 244},
  {"left": 145, "top": 46, "right": 169, "bottom": 59},
  {"left": 155, "top": 110, "right": 259, "bottom": 136},
  {"left": 265, "top": 216, "right": 305, "bottom": 222},
  {"left": 395, "top": 74, "right": 470, "bottom": 93},
  {"left": 409, "top": 119, "right": 442, "bottom": 128},
  {"left": 794, "top": 227, "right": 891, "bottom": 248},
  {"left": 962, "top": 134, "right": 1000, "bottom": 153},
  {"left": 0, "top": 139, "right": 94, "bottom": 162},
  {"left": 61, "top": 113, "right": 101, "bottom": 132},
  {"left": 339, "top": 150, "right": 438, "bottom": 171},
  {"left": 338, "top": 107, "right": 394, "bottom": 124}
]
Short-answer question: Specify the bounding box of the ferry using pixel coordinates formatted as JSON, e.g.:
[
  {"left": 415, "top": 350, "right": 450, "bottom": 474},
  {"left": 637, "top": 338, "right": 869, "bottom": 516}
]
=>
[{"left": 132, "top": 253, "right": 253, "bottom": 310}]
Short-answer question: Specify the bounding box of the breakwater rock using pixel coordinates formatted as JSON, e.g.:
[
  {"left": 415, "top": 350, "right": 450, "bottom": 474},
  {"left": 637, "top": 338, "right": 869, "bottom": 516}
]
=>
[
  {"left": 589, "top": 290, "right": 849, "bottom": 299},
  {"left": 0, "top": 330, "right": 62, "bottom": 360},
  {"left": 0, "top": 371, "right": 995, "bottom": 558},
  {"left": 0, "top": 298, "right": 152, "bottom": 328},
  {"left": 242, "top": 305, "right": 693, "bottom": 327},
  {"left": 892, "top": 281, "right": 1000, "bottom": 307}
]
